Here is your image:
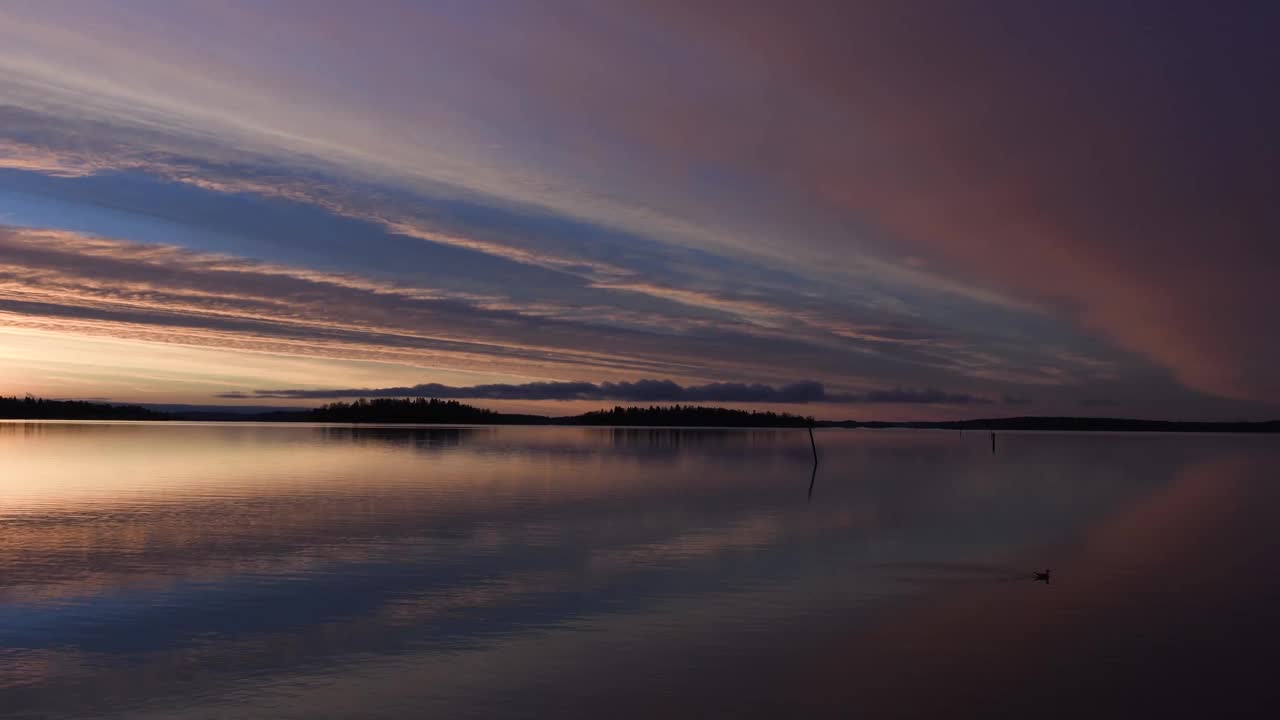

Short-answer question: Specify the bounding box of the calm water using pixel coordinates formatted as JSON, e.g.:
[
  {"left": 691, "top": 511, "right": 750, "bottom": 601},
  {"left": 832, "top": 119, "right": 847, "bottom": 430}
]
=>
[{"left": 2, "top": 422, "right": 1278, "bottom": 718}]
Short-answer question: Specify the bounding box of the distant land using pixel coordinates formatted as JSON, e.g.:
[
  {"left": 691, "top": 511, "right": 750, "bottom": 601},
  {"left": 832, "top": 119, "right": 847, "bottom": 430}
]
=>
[
  {"left": 814, "top": 417, "right": 1280, "bottom": 433},
  {"left": 1, "top": 396, "right": 811, "bottom": 427},
  {"left": 2, "top": 395, "right": 1278, "bottom": 432}
]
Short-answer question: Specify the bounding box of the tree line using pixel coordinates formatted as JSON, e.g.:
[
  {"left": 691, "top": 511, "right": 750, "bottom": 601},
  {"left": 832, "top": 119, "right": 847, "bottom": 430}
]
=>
[
  {"left": 0, "top": 395, "right": 166, "bottom": 420},
  {"left": 570, "top": 404, "right": 814, "bottom": 427},
  {"left": 0, "top": 395, "right": 814, "bottom": 427}
]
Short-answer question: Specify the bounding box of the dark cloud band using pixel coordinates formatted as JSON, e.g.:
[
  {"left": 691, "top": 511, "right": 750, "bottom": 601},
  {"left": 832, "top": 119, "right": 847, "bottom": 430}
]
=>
[{"left": 220, "top": 380, "right": 994, "bottom": 405}]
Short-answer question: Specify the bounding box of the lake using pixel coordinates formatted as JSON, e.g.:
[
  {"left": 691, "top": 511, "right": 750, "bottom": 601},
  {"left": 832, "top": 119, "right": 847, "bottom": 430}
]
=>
[{"left": 2, "top": 422, "right": 1277, "bottom": 718}]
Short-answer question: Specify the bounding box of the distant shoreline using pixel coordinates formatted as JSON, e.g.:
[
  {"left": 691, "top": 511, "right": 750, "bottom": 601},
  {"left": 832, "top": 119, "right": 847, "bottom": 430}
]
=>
[
  {"left": 3, "top": 395, "right": 1277, "bottom": 433},
  {"left": 6, "top": 419, "right": 1279, "bottom": 433},
  {"left": 814, "top": 417, "right": 1280, "bottom": 433}
]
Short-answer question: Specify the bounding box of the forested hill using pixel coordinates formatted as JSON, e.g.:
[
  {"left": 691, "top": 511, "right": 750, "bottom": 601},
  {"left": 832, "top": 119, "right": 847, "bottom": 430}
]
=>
[
  {"left": 297, "top": 400, "right": 814, "bottom": 426},
  {"left": 0, "top": 396, "right": 167, "bottom": 421},
  {"left": 296, "top": 398, "right": 546, "bottom": 424}
]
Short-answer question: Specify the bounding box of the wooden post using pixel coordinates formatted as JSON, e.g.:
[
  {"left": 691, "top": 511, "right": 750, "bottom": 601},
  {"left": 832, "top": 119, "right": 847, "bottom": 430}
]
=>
[{"left": 807, "top": 424, "right": 819, "bottom": 501}]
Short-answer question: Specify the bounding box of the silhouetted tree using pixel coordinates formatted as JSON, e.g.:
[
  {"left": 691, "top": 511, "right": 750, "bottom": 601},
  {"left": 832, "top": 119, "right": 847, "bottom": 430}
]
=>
[
  {"left": 564, "top": 404, "right": 814, "bottom": 427},
  {"left": 301, "top": 397, "right": 538, "bottom": 424},
  {"left": 0, "top": 395, "right": 167, "bottom": 420}
]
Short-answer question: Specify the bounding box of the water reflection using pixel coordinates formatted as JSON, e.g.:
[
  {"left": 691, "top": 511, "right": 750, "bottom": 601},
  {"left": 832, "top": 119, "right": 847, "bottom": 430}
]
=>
[{"left": 1, "top": 422, "right": 1277, "bottom": 718}]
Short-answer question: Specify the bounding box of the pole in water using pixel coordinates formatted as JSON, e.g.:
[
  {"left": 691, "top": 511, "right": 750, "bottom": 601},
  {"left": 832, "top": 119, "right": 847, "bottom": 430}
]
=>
[
  {"left": 807, "top": 425, "right": 819, "bottom": 501},
  {"left": 991, "top": 431, "right": 996, "bottom": 454}
]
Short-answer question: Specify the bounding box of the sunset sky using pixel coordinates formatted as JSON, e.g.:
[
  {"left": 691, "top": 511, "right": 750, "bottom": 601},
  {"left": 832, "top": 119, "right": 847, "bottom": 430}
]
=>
[{"left": 1, "top": 1, "right": 1276, "bottom": 420}]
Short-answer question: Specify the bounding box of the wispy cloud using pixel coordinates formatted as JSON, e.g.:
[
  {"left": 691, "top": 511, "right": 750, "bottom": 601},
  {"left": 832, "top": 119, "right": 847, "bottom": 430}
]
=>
[
  {"left": 0, "top": 104, "right": 1127, "bottom": 401},
  {"left": 0, "top": 133, "right": 970, "bottom": 351},
  {"left": 0, "top": 226, "right": 740, "bottom": 378},
  {"left": 0, "top": 225, "right": 992, "bottom": 393}
]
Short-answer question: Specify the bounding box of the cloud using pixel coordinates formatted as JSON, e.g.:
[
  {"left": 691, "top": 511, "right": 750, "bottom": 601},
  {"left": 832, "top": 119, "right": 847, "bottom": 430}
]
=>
[
  {"left": 0, "top": 85, "right": 1155, "bottom": 405},
  {"left": 1079, "top": 398, "right": 1118, "bottom": 408},
  {"left": 1, "top": 225, "right": 1025, "bottom": 395},
  {"left": 0, "top": 122, "right": 992, "bottom": 356},
  {"left": 0, "top": 225, "right": 695, "bottom": 377},
  {"left": 830, "top": 388, "right": 994, "bottom": 406},
  {"left": 620, "top": 3, "right": 1280, "bottom": 404},
  {"left": 220, "top": 380, "right": 991, "bottom": 405},
  {"left": 221, "top": 380, "right": 826, "bottom": 402},
  {"left": 2, "top": 3, "right": 1275, "bottom": 416}
]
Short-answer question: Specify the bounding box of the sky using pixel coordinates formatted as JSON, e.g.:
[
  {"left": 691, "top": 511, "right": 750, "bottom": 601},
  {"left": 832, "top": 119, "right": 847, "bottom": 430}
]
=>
[{"left": 0, "top": 0, "right": 1277, "bottom": 420}]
